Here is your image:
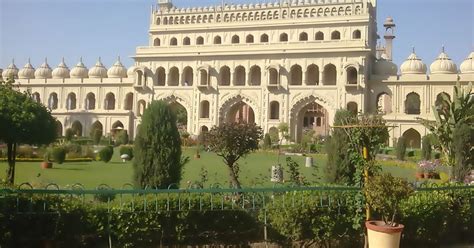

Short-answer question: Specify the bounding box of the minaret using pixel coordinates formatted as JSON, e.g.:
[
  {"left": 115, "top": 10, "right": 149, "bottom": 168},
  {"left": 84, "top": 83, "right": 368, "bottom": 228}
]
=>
[
  {"left": 383, "top": 16, "right": 396, "bottom": 61},
  {"left": 158, "top": 0, "right": 173, "bottom": 11}
]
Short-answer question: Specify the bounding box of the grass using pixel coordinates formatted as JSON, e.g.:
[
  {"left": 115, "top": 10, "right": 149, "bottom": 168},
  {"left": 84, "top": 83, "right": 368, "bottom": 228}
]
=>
[{"left": 0, "top": 147, "right": 417, "bottom": 189}]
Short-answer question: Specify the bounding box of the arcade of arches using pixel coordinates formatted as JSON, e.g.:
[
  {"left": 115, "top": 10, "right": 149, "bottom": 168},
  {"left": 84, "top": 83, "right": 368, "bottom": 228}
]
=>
[{"left": 295, "top": 101, "right": 329, "bottom": 142}]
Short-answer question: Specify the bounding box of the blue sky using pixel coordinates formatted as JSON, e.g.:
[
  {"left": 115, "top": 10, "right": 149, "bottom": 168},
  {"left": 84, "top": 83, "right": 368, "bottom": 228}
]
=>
[{"left": 1, "top": 0, "right": 473, "bottom": 69}]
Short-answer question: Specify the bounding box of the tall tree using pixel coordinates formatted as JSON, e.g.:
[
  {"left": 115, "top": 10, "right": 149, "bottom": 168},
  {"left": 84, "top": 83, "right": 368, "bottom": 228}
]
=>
[
  {"left": 207, "top": 122, "right": 263, "bottom": 189},
  {"left": 0, "top": 79, "right": 57, "bottom": 185},
  {"left": 133, "top": 101, "right": 188, "bottom": 189},
  {"left": 418, "top": 82, "right": 473, "bottom": 180}
]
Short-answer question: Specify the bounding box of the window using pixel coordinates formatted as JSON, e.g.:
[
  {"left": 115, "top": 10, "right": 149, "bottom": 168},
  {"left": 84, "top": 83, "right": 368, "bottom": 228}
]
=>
[
  {"left": 220, "top": 66, "right": 231, "bottom": 86},
  {"left": 232, "top": 35, "right": 240, "bottom": 44},
  {"left": 196, "top": 36, "right": 204, "bottom": 45},
  {"left": 249, "top": 66, "right": 261, "bottom": 86},
  {"left": 156, "top": 67, "right": 166, "bottom": 86},
  {"left": 377, "top": 93, "right": 392, "bottom": 114},
  {"left": 353, "top": 30, "right": 361, "bottom": 39},
  {"left": 306, "top": 65, "right": 319, "bottom": 85},
  {"left": 346, "top": 67, "right": 358, "bottom": 84},
  {"left": 246, "top": 35, "right": 254, "bottom": 43},
  {"left": 331, "top": 31, "right": 341, "bottom": 40},
  {"left": 137, "top": 100, "right": 146, "bottom": 116},
  {"left": 168, "top": 67, "right": 179, "bottom": 86},
  {"left": 280, "top": 33, "right": 288, "bottom": 42},
  {"left": 405, "top": 92, "right": 421, "bottom": 114},
  {"left": 154, "top": 38, "right": 161, "bottom": 46},
  {"left": 214, "top": 36, "right": 222, "bottom": 44},
  {"left": 104, "top": 93, "right": 115, "bottom": 110},
  {"left": 66, "top": 93, "right": 76, "bottom": 110},
  {"left": 182, "top": 67, "right": 193, "bottom": 86},
  {"left": 347, "top": 102, "right": 358, "bottom": 114},
  {"left": 270, "top": 101, "right": 280, "bottom": 119},
  {"left": 183, "top": 37, "right": 191, "bottom": 45},
  {"left": 261, "top": 34, "right": 269, "bottom": 42},
  {"left": 170, "top": 37, "right": 178, "bottom": 46},
  {"left": 85, "top": 93, "right": 96, "bottom": 110},
  {"left": 299, "top": 32, "right": 308, "bottom": 41},
  {"left": 124, "top": 93, "right": 133, "bottom": 111},
  {"left": 268, "top": 68, "right": 279, "bottom": 85},
  {"left": 315, "top": 31, "right": 324, "bottom": 40},
  {"left": 323, "top": 64, "right": 337, "bottom": 85},
  {"left": 32, "top": 92, "right": 41, "bottom": 103},
  {"left": 200, "top": 101, "right": 210, "bottom": 118},
  {"left": 290, "top": 65, "right": 302, "bottom": 85},
  {"left": 234, "top": 66, "right": 246, "bottom": 86}
]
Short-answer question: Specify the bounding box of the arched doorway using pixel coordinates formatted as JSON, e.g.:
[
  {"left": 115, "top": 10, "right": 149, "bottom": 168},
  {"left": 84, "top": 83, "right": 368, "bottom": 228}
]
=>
[
  {"left": 169, "top": 102, "right": 188, "bottom": 131},
  {"left": 227, "top": 102, "right": 255, "bottom": 124},
  {"left": 71, "top": 121, "right": 83, "bottom": 137},
  {"left": 56, "top": 121, "right": 63, "bottom": 137},
  {"left": 292, "top": 101, "right": 329, "bottom": 142},
  {"left": 403, "top": 128, "right": 421, "bottom": 149},
  {"left": 90, "top": 121, "right": 103, "bottom": 137}
]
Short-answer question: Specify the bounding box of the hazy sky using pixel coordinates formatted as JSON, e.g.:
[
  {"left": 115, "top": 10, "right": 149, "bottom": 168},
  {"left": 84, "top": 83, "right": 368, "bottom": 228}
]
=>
[{"left": 1, "top": 0, "right": 473, "bottom": 69}]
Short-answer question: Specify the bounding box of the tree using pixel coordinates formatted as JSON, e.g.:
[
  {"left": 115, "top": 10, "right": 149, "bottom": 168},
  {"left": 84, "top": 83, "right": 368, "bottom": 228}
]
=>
[
  {"left": 116, "top": 130, "right": 129, "bottom": 146},
  {"left": 396, "top": 137, "right": 407, "bottom": 161},
  {"left": 452, "top": 123, "right": 473, "bottom": 181},
  {"left": 421, "top": 136, "right": 432, "bottom": 160},
  {"left": 207, "top": 122, "right": 263, "bottom": 189},
  {"left": 263, "top": 133, "right": 272, "bottom": 149},
  {"left": 277, "top": 122, "right": 290, "bottom": 143},
  {"left": 133, "top": 101, "right": 188, "bottom": 189},
  {"left": 418, "top": 82, "right": 473, "bottom": 176},
  {"left": 0, "top": 79, "right": 57, "bottom": 185},
  {"left": 324, "top": 109, "right": 356, "bottom": 185},
  {"left": 99, "top": 146, "right": 114, "bottom": 163}
]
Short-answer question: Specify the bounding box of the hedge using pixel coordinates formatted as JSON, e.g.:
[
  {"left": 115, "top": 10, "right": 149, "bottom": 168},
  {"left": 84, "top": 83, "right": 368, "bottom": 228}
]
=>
[{"left": 0, "top": 158, "right": 94, "bottom": 163}]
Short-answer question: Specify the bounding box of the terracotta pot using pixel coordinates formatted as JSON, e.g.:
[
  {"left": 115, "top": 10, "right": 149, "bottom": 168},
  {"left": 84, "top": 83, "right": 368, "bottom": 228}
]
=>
[
  {"left": 415, "top": 172, "right": 424, "bottom": 179},
  {"left": 366, "top": 220, "right": 404, "bottom": 248},
  {"left": 41, "top": 162, "right": 53, "bottom": 169}
]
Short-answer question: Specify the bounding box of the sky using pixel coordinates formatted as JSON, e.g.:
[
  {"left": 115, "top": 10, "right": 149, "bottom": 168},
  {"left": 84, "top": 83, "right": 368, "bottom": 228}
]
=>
[{"left": 1, "top": 0, "right": 473, "bottom": 70}]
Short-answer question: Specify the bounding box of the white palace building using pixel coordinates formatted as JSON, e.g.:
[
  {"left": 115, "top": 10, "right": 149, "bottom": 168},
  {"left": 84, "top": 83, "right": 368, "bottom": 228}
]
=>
[{"left": 2, "top": 0, "right": 473, "bottom": 148}]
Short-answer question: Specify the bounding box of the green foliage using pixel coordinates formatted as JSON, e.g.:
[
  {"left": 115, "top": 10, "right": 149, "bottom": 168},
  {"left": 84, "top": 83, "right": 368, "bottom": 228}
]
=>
[
  {"left": 407, "top": 150, "right": 415, "bottom": 157},
  {"left": 400, "top": 187, "right": 474, "bottom": 246},
  {"left": 0, "top": 79, "right": 57, "bottom": 184},
  {"left": 98, "top": 146, "right": 114, "bottom": 163},
  {"left": 365, "top": 173, "right": 413, "bottom": 225},
  {"left": 116, "top": 130, "right": 129, "bottom": 146},
  {"left": 285, "top": 157, "right": 305, "bottom": 186},
  {"left": 207, "top": 122, "right": 263, "bottom": 189},
  {"left": 453, "top": 123, "right": 473, "bottom": 181},
  {"left": 324, "top": 109, "right": 357, "bottom": 185},
  {"left": 269, "top": 127, "right": 280, "bottom": 144},
  {"left": 301, "top": 129, "right": 315, "bottom": 150},
  {"left": 263, "top": 133, "right": 272, "bottom": 149},
  {"left": 65, "top": 128, "right": 74, "bottom": 142},
  {"left": 418, "top": 82, "right": 474, "bottom": 170},
  {"left": 119, "top": 145, "right": 134, "bottom": 160},
  {"left": 51, "top": 147, "right": 67, "bottom": 164},
  {"left": 277, "top": 122, "right": 290, "bottom": 142},
  {"left": 421, "top": 136, "right": 432, "bottom": 160},
  {"left": 133, "top": 101, "right": 188, "bottom": 189},
  {"left": 396, "top": 137, "right": 407, "bottom": 160}
]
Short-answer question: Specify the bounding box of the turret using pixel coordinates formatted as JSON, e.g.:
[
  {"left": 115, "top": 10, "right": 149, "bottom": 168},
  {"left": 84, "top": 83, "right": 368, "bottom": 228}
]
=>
[
  {"left": 383, "top": 17, "right": 396, "bottom": 61},
  {"left": 158, "top": 0, "right": 173, "bottom": 11}
]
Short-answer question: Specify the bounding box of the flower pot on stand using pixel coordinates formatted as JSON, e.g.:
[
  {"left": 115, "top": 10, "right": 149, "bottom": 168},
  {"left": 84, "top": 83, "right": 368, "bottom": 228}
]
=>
[
  {"left": 41, "top": 162, "right": 53, "bottom": 169},
  {"left": 366, "top": 221, "right": 404, "bottom": 248}
]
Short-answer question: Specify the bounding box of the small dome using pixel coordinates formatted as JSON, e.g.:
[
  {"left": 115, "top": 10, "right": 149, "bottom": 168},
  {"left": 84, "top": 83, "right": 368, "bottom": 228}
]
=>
[
  {"left": 88, "top": 57, "right": 108, "bottom": 78},
  {"left": 108, "top": 56, "right": 128, "bottom": 78},
  {"left": 2, "top": 60, "right": 19, "bottom": 79},
  {"left": 400, "top": 50, "right": 427, "bottom": 75},
  {"left": 127, "top": 65, "right": 138, "bottom": 77},
  {"left": 70, "top": 57, "right": 89, "bottom": 78},
  {"left": 18, "top": 59, "right": 36, "bottom": 79},
  {"left": 430, "top": 48, "right": 457, "bottom": 74},
  {"left": 460, "top": 52, "right": 474, "bottom": 74},
  {"left": 374, "top": 54, "right": 398, "bottom": 76},
  {"left": 35, "top": 58, "right": 53, "bottom": 79},
  {"left": 52, "top": 58, "right": 70, "bottom": 79}
]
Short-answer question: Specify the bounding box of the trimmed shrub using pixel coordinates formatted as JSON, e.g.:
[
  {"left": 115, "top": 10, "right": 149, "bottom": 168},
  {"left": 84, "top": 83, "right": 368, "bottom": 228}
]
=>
[
  {"left": 263, "top": 133, "right": 272, "bottom": 149},
  {"left": 421, "top": 136, "right": 432, "bottom": 160},
  {"left": 396, "top": 137, "right": 407, "bottom": 160},
  {"left": 51, "top": 147, "right": 66, "bottom": 164},
  {"left": 407, "top": 150, "right": 415, "bottom": 157},
  {"left": 119, "top": 145, "right": 134, "bottom": 160},
  {"left": 65, "top": 128, "right": 74, "bottom": 141},
  {"left": 116, "top": 130, "right": 129, "bottom": 146},
  {"left": 99, "top": 146, "right": 114, "bottom": 163}
]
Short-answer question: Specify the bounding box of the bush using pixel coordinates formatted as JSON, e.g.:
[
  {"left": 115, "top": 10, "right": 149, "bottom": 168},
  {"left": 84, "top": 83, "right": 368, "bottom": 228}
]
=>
[
  {"left": 99, "top": 146, "right": 114, "bottom": 163},
  {"left": 119, "top": 145, "right": 134, "bottom": 160},
  {"left": 16, "top": 146, "right": 35, "bottom": 158},
  {"left": 434, "top": 152, "right": 441, "bottom": 159},
  {"left": 51, "top": 147, "right": 66, "bottom": 164},
  {"left": 65, "top": 128, "right": 74, "bottom": 141},
  {"left": 116, "top": 130, "right": 129, "bottom": 146},
  {"left": 407, "top": 150, "right": 415, "bottom": 157},
  {"left": 421, "top": 136, "right": 432, "bottom": 160},
  {"left": 263, "top": 133, "right": 272, "bottom": 149},
  {"left": 396, "top": 137, "right": 407, "bottom": 160}
]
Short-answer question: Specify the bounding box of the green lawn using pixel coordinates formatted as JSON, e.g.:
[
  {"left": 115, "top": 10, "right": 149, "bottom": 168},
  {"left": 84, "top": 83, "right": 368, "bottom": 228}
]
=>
[{"left": 0, "top": 148, "right": 417, "bottom": 189}]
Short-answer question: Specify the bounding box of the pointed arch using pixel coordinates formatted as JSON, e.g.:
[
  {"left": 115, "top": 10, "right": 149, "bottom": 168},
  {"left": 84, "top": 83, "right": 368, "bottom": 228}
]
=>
[
  {"left": 306, "top": 64, "right": 319, "bottom": 85},
  {"left": 124, "top": 92, "right": 133, "bottom": 111},
  {"left": 182, "top": 66, "right": 193, "bottom": 86},
  {"left": 290, "top": 64, "right": 303, "bottom": 85},
  {"left": 403, "top": 128, "right": 421, "bottom": 149},
  {"left": 249, "top": 65, "right": 261, "bottom": 86},
  {"left": 66, "top": 93, "right": 76, "bottom": 110},
  {"left": 85, "top": 92, "right": 96, "bottom": 110},
  {"left": 405, "top": 92, "right": 421, "bottom": 114},
  {"left": 331, "top": 31, "right": 341, "bottom": 40},
  {"left": 104, "top": 93, "right": 115, "bottom": 110},
  {"left": 323, "top": 64, "right": 337, "bottom": 85}
]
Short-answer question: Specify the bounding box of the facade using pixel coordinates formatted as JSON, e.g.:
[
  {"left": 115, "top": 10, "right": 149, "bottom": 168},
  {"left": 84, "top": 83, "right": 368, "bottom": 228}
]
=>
[{"left": 2, "top": 0, "right": 473, "bottom": 148}]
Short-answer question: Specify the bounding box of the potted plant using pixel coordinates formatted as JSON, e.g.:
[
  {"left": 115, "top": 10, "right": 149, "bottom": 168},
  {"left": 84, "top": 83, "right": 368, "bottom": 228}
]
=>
[
  {"left": 365, "top": 173, "right": 413, "bottom": 248},
  {"left": 41, "top": 152, "right": 53, "bottom": 169}
]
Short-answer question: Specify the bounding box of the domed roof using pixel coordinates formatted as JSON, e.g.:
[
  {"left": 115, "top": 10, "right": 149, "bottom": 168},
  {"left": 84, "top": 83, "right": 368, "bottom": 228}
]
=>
[
  {"left": 70, "top": 57, "right": 89, "bottom": 79},
  {"left": 374, "top": 53, "right": 398, "bottom": 76},
  {"left": 400, "top": 50, "right": 427, "bottom": 75},
  {"left": 127, "top": 65, "right": 138, "bottom": 77},
  {"left": 18, "top": 59, "right": 36, "bottom": 79},
  {"left": 460, "top": 51, "right": 474, "bottom": 74},
  {"left": 107, "top": 56, "right": 128, "bottom": 78},
  {"left": 430, "top": 48, "right": 457, "bottom": 74},
  {"left": 35, "top": 58, "right": 53, "bottom": 79},
  {"left": 2, "top": 60, "right": 19, "bottom": 79},
  {"left": 88, "top": 57, "right": 108, "bottom": 78},
  {"left": 52, "top": 58, "right": 70, "bottom": 79}
]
